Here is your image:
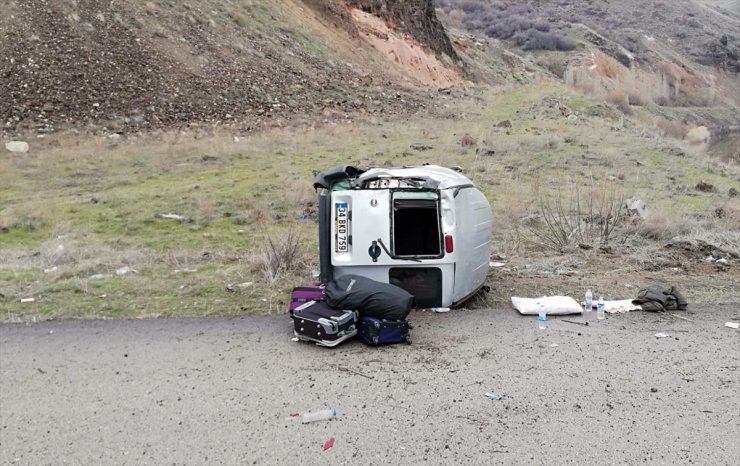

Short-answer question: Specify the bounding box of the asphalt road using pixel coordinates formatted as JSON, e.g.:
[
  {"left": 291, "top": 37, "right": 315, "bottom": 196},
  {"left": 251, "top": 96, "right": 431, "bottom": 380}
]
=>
[{"left": 1, "top": 305, "right": 739, "bottom": 465}]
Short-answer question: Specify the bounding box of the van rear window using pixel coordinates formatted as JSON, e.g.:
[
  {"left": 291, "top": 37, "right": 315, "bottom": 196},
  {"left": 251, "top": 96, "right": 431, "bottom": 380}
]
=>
[{"left": 392, "top": 198, "right": 441, "bottom": 256}]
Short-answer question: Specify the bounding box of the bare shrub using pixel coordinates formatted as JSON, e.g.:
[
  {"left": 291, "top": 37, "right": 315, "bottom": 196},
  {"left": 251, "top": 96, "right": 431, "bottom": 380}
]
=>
[
  {"left": 607, "top": 90, "right": 631, "bottom": 114},
  {"left": 513, "top": 29, "right": 576, "bottom": 51},
  {"left": 627, "top": 89, "right": 651, "bottom": 106},
  {"left": 530, "top": 183, "right": 624, "bottom": 252},
  {"left": 255, "top": 229, "right": 305, "bottom": 283},
  {"left": 593, "top": 51, "right": 624, "bottom": 80},
  {"left": 656, "top": 118, "right": 689, "bottom": 140},
  {"left": 535, "top": 53, "right": 568, "bottom": 78}
]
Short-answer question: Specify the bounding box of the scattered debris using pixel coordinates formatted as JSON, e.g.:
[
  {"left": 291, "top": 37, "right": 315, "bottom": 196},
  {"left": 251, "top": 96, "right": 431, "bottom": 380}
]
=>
[
  {"left": 5, "top": 141, "right": 29, "bottom": 153},
  {"left": 562, "top": 319, "right": 588, "bottom": 326},
  {"left": 291, "top": 337, "right": 299, "bottom": 342},
  {"left": 654, "top": 332, "right": 670, "bottom": 338},
  {"left": 301, "top": 409, "right": 336, "bottom": 424},
  {"left": 695, "top": 180, "right": 715, "bottom": 192},
  {"left": 88, "top": 274, "right": 111, "bottom": 280},
  {"left": 461, "top": 134, "right": 476, "bottom": 147},
  {"left": 409, "top": 143, "right": 432, "bottom": 151},
  {"left": 290, "top": 412, "right": 300, "bottom": 417},
  {"left": 496, "top": 119, "right": 512, "bottom": 128},
  {"left": 729, "top": 187, "right": 739, "bottom": 198},
  {"left": 665, "top": 313, "right": 694, "bottom": 323},
  {"left": 330, "top": 364, "right": 374, "bottom": 379},
  {"left": 235, "top": 282, "right": 254, "bottom": 288},
  {"left": 156, "top": 213, "right": 188, "bottom": 222},
  {"left": 431, "top": 307, "right": 451, "bottom": 313},
  {"left": 174, "top": 268, "right": 198, "bottom": 273},
  {"left": 44, "top": 266, "right": 58, "bottom": 273},
  {"left": 115, "top": 266, "right": 137, "bottom": 276},
  {"left": 475, "top": 146, "right": 495, "bottom": 157},
  {"left": 489, "top": 261, "right": 506, "bottom": 267},
  {"left": 550, "top": 343, "right": 559, "bottom": 348},
  {"left": 650, "top": 387, "right": 658, "bottom": 393},
  {"left": 725, "top": 322, "right": 739, "bottom": 329},
  {"left": 624, "top": 197, "right": 647, "bottom": 217},
  {"left": 485, "top": 392, "right": 503, "bottom": 401},
  {"left": 323, "top": 437, "right": 335, "bottom": 452},
  {"left": 20, "top": 298, "right": 35, "bottom": 303}
]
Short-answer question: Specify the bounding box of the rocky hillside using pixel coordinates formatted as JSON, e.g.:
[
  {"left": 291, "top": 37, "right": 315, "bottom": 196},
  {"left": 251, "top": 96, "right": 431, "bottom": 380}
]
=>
[{"left": 0, "top": 0, "right": 458, "bottom": 137}]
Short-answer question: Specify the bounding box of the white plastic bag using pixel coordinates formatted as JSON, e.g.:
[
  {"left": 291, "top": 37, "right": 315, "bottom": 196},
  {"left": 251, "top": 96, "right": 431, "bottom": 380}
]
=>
[{"left": 511, "top": 296, "right": 583, "bottom": 315}]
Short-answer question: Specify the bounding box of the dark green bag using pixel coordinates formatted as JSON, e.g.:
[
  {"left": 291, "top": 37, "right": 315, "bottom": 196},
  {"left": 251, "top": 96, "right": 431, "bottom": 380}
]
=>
[{"left": 633, "top": 285, "right": 688, "bottom": 312}]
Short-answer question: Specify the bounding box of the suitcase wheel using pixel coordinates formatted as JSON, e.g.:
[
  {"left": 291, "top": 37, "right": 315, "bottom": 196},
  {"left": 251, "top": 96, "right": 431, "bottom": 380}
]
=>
[
  {"left": 373, "top": 321, "right": 381, "bottom": 329},
  {"left": 405, "top": 336, "right": 412, "bottom": 345},
  {"left": 372, "top": 336, "right": 379, "bottom": 345},
  {"left": 407, "top": 321, "right": 413, "bottom": 330}
]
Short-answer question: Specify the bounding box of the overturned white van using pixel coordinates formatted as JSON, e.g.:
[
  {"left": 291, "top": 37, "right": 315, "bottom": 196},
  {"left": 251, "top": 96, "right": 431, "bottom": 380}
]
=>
[{"left": 314, "top": 165, "right": 492, "bottom": 308}]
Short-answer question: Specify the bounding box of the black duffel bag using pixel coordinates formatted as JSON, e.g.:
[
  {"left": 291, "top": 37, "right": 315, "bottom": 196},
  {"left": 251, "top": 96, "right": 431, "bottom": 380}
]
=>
[{"left": 325, "top": 274, "right": 413, "bottom": 320}]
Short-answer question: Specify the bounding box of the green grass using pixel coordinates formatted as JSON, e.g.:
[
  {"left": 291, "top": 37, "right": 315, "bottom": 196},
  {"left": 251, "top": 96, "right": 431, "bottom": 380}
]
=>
[{"left": 2, "top": 83, "right": 738, "bottom": 322}]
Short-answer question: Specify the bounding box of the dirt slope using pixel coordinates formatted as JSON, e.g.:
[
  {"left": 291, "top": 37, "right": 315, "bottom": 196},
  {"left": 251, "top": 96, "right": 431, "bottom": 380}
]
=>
[{"left": 0, "top": 0, "right": 458, "bottom": 136}]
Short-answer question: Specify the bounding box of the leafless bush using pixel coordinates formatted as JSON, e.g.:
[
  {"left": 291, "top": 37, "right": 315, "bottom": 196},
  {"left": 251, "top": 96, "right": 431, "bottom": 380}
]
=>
[
  {"left": 255, "top": 229, "right": 305, "bottom": 283},
  {"left": 535, "top": 53, "right": 568, "bottom": 78},
  {"left": 530, "top": 183, "right": 624, "bottom": 252},
  {"left": 656, "top": 118, "right": 689, "bottom": 140},
  {"left": 607, "top": 90, "right": 631, "bottom": 114},
  {"left": 513, "top": 29, "right": 576, "bottom": 51}
]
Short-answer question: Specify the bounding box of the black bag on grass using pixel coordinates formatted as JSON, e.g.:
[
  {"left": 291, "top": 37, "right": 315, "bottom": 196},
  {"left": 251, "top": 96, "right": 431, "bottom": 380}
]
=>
[{"left": 325, "top": 274, "right": 413, "bottom": 320}]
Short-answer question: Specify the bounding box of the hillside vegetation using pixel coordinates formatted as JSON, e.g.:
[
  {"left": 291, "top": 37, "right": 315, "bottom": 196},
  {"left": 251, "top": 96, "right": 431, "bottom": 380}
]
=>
[{"left": 1, "top": 0, "right": 739, "bottom": 321}]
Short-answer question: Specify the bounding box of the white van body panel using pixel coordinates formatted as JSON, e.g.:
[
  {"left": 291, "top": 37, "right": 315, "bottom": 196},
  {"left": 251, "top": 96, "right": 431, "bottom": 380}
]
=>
[{"left": 452, "top": 187, "right": 492, "bottom": 303}]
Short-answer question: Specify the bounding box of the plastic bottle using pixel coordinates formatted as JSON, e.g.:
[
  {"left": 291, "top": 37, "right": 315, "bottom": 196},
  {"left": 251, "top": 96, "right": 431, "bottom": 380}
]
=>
[
  {"left": 597, "top": 297, "right": 605, "bottom": 320},
  {"left": 301, "top": 408, "right": 337, "bottom": 424},
  {"left": 584, "top": 289, "right": 593, "bottom": 312},
  {"left": 537, "top": 302, "right": 546, "bottom": 329}
]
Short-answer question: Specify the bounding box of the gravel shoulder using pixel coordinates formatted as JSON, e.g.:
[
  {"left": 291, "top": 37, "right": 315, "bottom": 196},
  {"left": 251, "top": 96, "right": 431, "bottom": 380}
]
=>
[{"left": 1, "top": 305, "right": 739, "bottom": 465}]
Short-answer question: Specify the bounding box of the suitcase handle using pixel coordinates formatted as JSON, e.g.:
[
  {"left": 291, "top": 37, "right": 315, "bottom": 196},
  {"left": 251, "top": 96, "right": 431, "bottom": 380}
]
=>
[{"left": 317, "top": 318, "right": 338, "bottom": 334}]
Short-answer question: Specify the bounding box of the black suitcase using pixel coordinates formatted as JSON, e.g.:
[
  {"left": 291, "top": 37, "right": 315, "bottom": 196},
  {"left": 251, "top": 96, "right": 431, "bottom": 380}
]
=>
[
  {"left": 358, "top": 316, "right": 412, "bottom": 346},
  {"left": 292, "top": 300, "right": 358, "bottom": 347}
]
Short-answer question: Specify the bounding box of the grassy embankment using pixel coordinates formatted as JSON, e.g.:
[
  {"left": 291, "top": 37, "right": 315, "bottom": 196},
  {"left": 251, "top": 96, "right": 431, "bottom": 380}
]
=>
[{"left": 2, "top": 83, "right": 738, "bottom": 322}]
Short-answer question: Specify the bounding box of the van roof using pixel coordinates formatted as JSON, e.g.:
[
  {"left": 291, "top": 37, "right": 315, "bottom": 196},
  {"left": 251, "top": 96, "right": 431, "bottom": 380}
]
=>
[{"left": 357, "top": 165, "right": 475, "bottom": 190}]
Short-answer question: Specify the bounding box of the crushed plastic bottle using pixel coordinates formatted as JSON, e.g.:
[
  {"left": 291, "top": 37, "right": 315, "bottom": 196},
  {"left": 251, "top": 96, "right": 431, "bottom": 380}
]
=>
[
  {"left": 537, "top": 302, "right": 547, "bottom": 329},
  {"left": 597, "top": 297, "right": 605, "bottom": 320},
  {"left": 584, "top": 289, "right": 593, "bottom": 312},
  {"left": 301, "top": 408, "right": 337, "bottom": 424}
]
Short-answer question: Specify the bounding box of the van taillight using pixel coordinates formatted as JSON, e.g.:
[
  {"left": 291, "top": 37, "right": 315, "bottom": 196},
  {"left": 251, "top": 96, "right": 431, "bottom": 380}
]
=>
[{"left": 445, "top": 234, "right": 454, "bottom": 253}]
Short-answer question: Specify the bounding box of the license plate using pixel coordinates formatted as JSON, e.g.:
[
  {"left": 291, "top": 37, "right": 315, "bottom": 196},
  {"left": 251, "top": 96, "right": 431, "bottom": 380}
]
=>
[{"left": 335, "top": 203, "right": 349, "bottom": 252}]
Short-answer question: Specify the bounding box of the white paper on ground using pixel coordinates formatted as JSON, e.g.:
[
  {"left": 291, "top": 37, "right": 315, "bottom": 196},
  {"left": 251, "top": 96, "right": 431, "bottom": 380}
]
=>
[
  {"left": 725, "top": 322, "right": 740, "bottom": 329},
  {"left": 511, "top": 296, "right": 583, "bottom": 315},
  {"left": 604, "top": 299, "right": 642, "bottom": 314}
]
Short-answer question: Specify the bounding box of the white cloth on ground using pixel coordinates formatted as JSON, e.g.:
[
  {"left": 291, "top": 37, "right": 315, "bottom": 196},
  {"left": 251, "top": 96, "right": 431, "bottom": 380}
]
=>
[
  {"left": 511, "top": 296, "right": 583, "bottom": 315},
  {"left": 604, "top": 299, "right": 642, "bottom": 313}
]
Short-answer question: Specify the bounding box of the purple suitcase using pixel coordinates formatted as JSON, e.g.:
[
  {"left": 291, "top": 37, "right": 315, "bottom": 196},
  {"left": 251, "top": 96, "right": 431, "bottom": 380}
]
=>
[{"left": 289, "top": 285, "right": 326, "bottom": 314}]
